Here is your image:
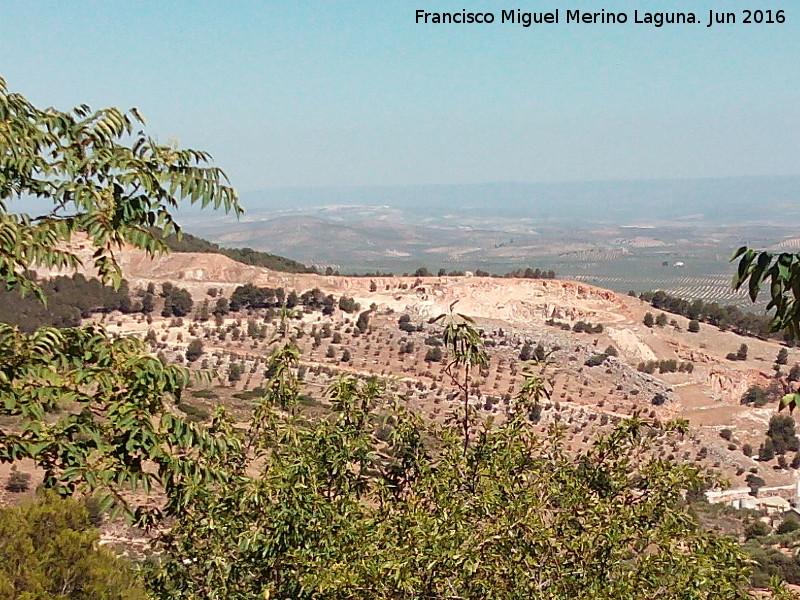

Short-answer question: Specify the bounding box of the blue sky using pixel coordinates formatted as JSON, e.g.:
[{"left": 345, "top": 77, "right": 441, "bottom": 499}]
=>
[{"left": 1, "top": 1, "right": 798, "bottom": 190}]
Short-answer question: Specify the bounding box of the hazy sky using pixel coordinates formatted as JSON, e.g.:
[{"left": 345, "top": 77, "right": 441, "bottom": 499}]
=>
[{"left": 1, "top": 1, "right": 798, "bottom": 190}]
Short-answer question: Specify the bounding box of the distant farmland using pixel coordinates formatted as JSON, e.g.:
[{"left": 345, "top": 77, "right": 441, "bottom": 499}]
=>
[{"left": 567, "top": 273, "right": 768, "bottom": 311}]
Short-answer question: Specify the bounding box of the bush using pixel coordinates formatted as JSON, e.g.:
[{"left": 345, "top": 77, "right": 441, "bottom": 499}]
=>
[
  {"left": 688, "top": 320, "right": 700, "bottom": 333},
  {"left": 777, "top": 517, "right": 800, "bottom": 535},
  {"left": 177, "top": 402, "right": 211, "bottom": 423},
  {"left": 736, "top": 344, "right": 749, "bottom": 361},
  {"left": 651, "top": 393, "right": 667, "bottom": 406},
  {"left": 424, "top": 346, "right": 443, "bottom": 363},
  {"left": 338, "top": 296, "right": 360, "bottom": 313},
  {"left": 356, "top": 311, "right": 370, "bottom": 333},
  {"left": 228, "top": 363, "right": 243, "bottom": 383},
  {"left": 744, "top": 519, "right": 770, "bottom": 539},
  {"left": 719, "top": 428, "right": 732, "bottom": 441},
  {"left": 746, "top": 473, "right": 766, "bottom": 494},
  {"left": 777, "top": 347, "right": 789, "bottom": 365},
  {"left": 0, "top": 493, "right": 145, "bottom": 598},
  {"left": 5, "top": 466, "right": 31, "bottom": 493},
  {"left": 185, "top": 338, "right": 204, "bottom": 362},
  {"left": 766, "top": 414, "right": 800, "bottom": 455},
  {"left": 759, "top": 439, "right": 775, "bottom": 462},
  {"left": 742, "top": 385, "right": 769, "bottom": 406},
  {"left": 584, "top": 354, "right": 607, "bottom": 367}
]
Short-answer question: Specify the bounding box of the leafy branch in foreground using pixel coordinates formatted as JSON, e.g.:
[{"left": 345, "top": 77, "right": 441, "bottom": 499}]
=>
[
  {"left": 733, "top": 247, "right": 800, "bottom": 412},
  {"left": 0, "top": 75, "right": 243, "bottom": 521},
  {"left": 0, "top": 73, "right": 241, "bottom": 297},
  {"left": 431, "top": 302, "right": 489, "bottom": 454},
  {"left": 143, "top": 345, "right": 753, "bottom": 600}
]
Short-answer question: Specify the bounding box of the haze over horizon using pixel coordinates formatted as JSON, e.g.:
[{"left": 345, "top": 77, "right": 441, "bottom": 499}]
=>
[{"left": 1, "top": 1, "right": 798, "bottom": 192}]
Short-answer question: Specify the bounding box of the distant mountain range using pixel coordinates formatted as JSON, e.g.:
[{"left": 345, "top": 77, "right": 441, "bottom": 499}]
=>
[{"left": 223, "top": 176, "right": 800, "bottom": 227}]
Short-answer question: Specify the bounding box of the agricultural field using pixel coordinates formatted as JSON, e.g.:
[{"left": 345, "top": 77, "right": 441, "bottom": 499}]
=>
[{"left": 192, "top": 208, "right": 794, "bottom": 310}]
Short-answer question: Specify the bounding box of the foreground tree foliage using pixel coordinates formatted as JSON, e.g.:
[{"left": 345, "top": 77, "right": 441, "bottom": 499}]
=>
[
  {"left": 0, "top": 492, "right": 145, "bottom": 599},
  {"left": 141, "top": 353, "right": 757, "bottom": 600},
  {"left": 0, "top": 76, "right": 795, "bottom": 598},
  {"left": 0, "top": 75, "right": 241, "bottom": 520},
  {"left": 734, "top": 247, "right": 800, "bottom": 412}
]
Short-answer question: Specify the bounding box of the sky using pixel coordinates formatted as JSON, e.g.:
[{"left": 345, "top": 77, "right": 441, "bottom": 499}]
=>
[{"left": 1, "top": 0, "right": 799, "bottom": 191}]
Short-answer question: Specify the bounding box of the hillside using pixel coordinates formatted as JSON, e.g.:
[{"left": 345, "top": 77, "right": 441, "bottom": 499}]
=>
[
  {"left": 36, "top": 242, "right": 800, "bottom": 492},
  {"left": 17, "top": 238, "right": 800, "bottom": 589},
  {"left": 157, "top": 229, "right": 317, "bottom": 273}
]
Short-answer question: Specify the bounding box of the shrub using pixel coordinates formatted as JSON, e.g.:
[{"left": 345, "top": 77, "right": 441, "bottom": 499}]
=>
[
  {"left": 584, "top": 354, "right": 607, "bottom": 367},
  {"left": 185, "top": 338, "right": 204, "bottom": 362},
  {"left": 777, "top": 347, "right": 789, "bottom": 365},
  {"left": 228, "top": 363, "right": 243, "bottom": 382},
  {"left": 746, "top": 473, "right": 766, "bottom": 494},
  {"left": 742, "top": 385, "right": 769, "bottom": 406},
  {"left": 777, "top": 517, "right": 800, "bottom": 535},
  {"left": 744, "top": 519, "right": 770, "bottom": 539},
  {"left": 425, "top": 346, "right": 443, "bottom": 363},
  {"left": 177, "top": 402, "right": 211, "bottom": 423},
  {"left": 5, "top": 466, "right": 31, "bottom": 493},
  {"left": 736, "top": 344, "right": 749, "bottom": 361}
]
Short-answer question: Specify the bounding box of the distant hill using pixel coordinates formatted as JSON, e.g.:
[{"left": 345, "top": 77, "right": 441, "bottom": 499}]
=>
[
  {"left": 234, "top": 176, "right": 800, "bottom": 226},
  {"left": 159, "top": 230, "right": 317, "bottom": 274}
]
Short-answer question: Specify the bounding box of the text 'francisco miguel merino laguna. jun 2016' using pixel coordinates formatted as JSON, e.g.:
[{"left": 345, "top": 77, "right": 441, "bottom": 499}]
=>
[{"left": 414, "top": 8, "right": 787, "bottom": 28}]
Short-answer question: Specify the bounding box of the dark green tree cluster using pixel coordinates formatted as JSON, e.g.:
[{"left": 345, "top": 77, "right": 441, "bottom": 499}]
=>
[
  {"left": 572, "top": 320, "right": 604, "bottom": 334},
  {"left": 229, "top": 283, "right": 286, "bottom": 311},
  {"left": 356, "top": 310, "right": 371, "bottom": 333},
  {"left": 640, "top": 291, "right": 775, "bottom": 339},
  {"left": 338, "top": 295, "right": 360, "bottom": 313},
  {"left": 424, "top": 345, "right": 443, "bottom": 362},
  {"left": 502, "top": 267, "right": 556, "bottom": 279},
  {"left": 398, "top": 314, "right": 423, "bottom": 333},
  {"left": 726, "top": 344, "right": 749, "bottom": 362},
  {"left": 741, "top": 384, "right": 783, "bottom": 407},
  {"left": 0, "top": 273, "right": 139, "bottom": 332},
  {"left": 160, "top": 282, "right": 193, "bottom": 317},
  {"left": 763, "top": 414, "right": 800, "bottom": 457},
  {"left": 155, "top": 229, "right": 316, "bottom": 273},
  {"left": 637, "top": 360, "right": 694, "bottom": 374},
  {"left": 300, "top": 288, "right": 336, "bottom": 314}
]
